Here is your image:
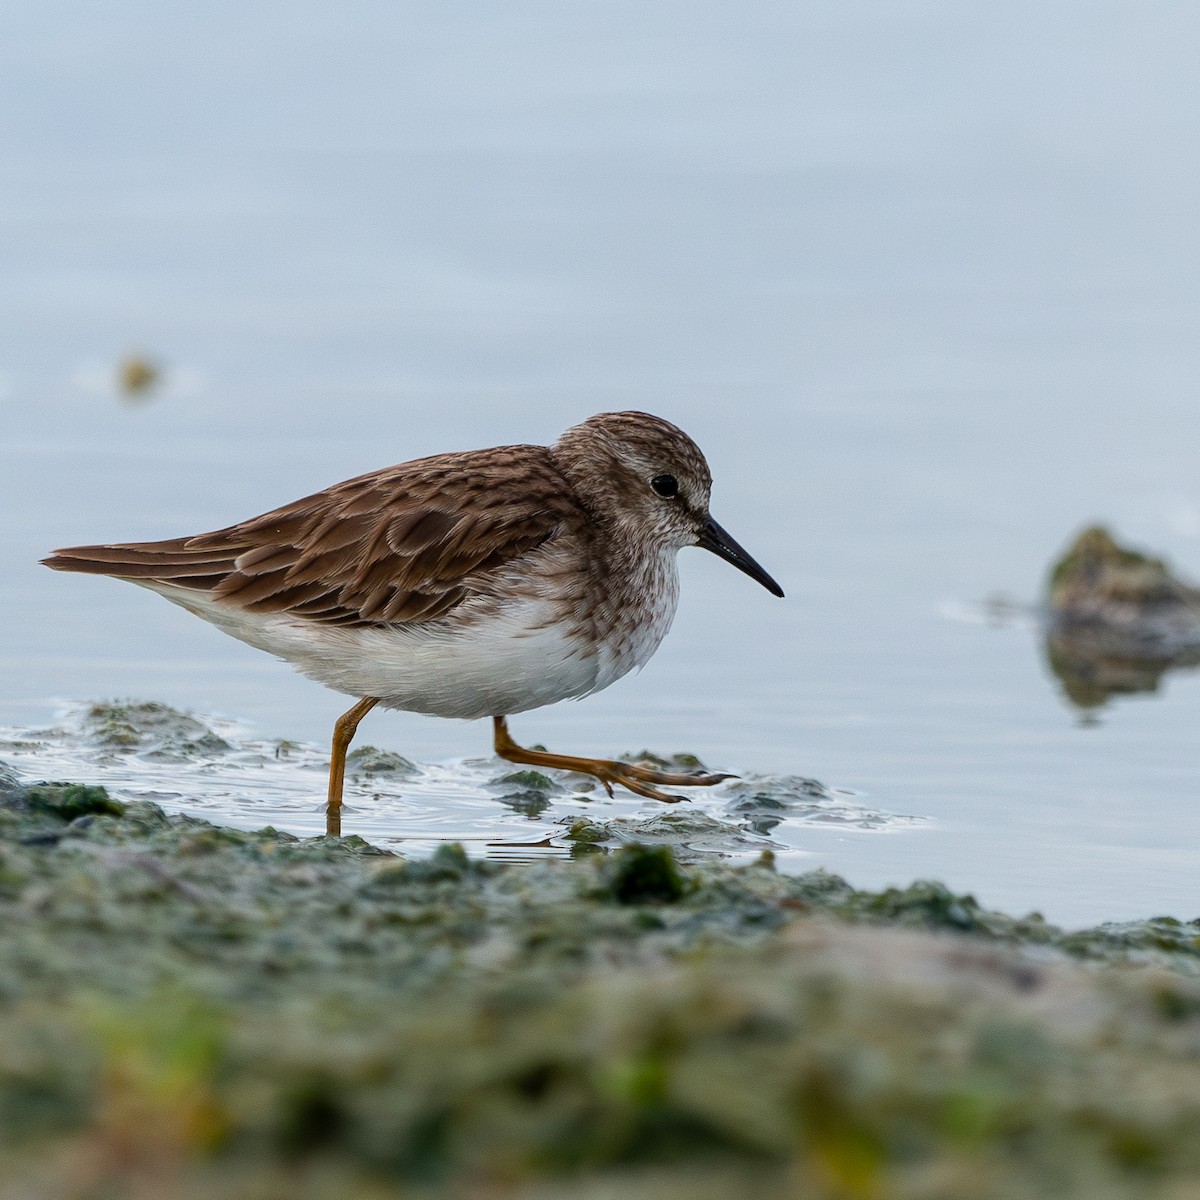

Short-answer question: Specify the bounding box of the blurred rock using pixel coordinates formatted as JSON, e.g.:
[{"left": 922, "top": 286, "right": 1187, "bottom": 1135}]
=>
[
  {"left": 1044, "top": 526, "right": 1200, "bottom": 709},
  {"left": 4, "top": 780, "right": 1200, "bottom": 1198}
]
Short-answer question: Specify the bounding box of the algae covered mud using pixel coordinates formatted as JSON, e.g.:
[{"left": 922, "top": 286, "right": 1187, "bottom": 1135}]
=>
[
  {"left": 6, "top": 759, "right": 1200, "bottom": 1197},
  {"left": 0, "top": 700, "right": 925, "bottom": 868}
]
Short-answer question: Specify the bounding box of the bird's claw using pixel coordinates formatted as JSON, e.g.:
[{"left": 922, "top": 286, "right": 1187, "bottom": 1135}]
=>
[
  {"left": 619, "top": 762, "right": 738, "bottom": 789},
  {"left": 594, "top": 761, "right": 734, "bottom": 804}
]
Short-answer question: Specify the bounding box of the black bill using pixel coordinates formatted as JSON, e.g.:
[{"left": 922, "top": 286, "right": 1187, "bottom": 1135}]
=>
[{"left": 696, "top": 514, "right": 784, "bottom": 598}]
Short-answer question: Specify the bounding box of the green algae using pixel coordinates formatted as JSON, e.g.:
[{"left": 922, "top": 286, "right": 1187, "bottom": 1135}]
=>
[
  {"left": 4, "top": 769, "right": 1200, "bottom": 1198},
  {"left": 567, "top": 811, "right": 777, "bottom": 858},
  {"left": 346, "top": 745, "right": 419, "bottom": 778},
  {"left": 23, "top": 781, "right": 126, "bottom": 821},
  {"left": 598, "top": 844, "right": 688, "bottom": 904},
  {"left": 85, "top": 699, "right": 232, "bottom": 758},
  {"left": 488, "top": 769, "right": 564, "bottom": 795},
  {"left": 621, "top": 749, "right": 709, "bottom": 771},
  {"left": 488, "top": 769, "right": 567, "bottom": 818}
]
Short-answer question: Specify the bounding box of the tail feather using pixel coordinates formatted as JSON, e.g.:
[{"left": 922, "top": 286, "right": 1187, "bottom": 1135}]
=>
[{"left": 41, "top": 538, "right": 238, "bottom": 588}]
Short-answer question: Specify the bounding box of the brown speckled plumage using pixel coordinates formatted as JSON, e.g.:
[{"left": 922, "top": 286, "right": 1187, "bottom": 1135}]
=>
[
  {"left": 46, "top": 446, "right": 581, "bottom": 628},
  {"left": 43, "top": 411, "right": 782, "bottom": 818}
]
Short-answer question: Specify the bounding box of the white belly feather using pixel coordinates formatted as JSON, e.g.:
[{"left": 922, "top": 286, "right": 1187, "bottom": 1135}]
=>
[{"left": 138, "top": 552, "right": 680, "bottom": 721}]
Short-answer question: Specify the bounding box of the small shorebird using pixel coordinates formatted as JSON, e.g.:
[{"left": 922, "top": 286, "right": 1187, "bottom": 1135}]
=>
[{"left": 44, "top": 411, "right": 783, "bottom": 834}]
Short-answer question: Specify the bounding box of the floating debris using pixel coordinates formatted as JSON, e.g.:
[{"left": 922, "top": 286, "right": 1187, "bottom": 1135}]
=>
[{"left": 116, "top": 351, "right": 162, "bottom": 403}]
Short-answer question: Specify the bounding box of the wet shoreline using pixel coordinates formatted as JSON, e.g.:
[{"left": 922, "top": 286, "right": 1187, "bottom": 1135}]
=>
[
  {"left": 0, "top": 700, "right": 927, "bottom": 875},
  {"left": 4, "top": 757, "right": 1200, "bottom": 1197}
]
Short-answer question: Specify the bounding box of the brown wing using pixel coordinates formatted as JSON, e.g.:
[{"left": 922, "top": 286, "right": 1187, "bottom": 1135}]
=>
[{"left": 43, "top": 445, "right": 577, "bottom": 627}]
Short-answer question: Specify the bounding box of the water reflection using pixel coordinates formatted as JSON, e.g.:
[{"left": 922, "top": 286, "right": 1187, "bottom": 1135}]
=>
[{"left": 1044, "top": 627, "right": 1200, "bottom": 713}]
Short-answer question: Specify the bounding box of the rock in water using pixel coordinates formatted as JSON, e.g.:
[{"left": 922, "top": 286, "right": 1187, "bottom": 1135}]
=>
[{"left": 1045, "top": 526, "right": 1200, "bottom": 709}]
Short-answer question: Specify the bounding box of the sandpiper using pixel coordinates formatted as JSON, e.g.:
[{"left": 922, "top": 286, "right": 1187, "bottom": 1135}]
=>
[{"left": 44, "top": 411, "right": 783, "bottom": 833}]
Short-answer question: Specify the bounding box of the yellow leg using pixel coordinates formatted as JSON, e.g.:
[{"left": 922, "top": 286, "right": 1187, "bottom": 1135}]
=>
[
  {"left": 326, "top": 696, "right": 380, "bottom": 836},
  {"left": 492, "top": 716, "right": 733, "bottom": 804}
]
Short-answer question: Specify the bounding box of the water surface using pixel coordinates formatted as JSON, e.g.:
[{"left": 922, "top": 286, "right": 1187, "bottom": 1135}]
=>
[{"left": 3, "top": 2, "right": 1200, "bottom": 925}]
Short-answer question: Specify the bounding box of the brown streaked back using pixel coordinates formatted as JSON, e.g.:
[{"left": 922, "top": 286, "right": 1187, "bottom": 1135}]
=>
[{"left": 43, "top": 444, "right": 582, "bottom": 628}]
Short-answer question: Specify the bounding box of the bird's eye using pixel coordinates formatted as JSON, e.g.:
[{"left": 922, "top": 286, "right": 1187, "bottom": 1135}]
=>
[{"left": 650, "top": 473, "right": 679, "bottom": 498}]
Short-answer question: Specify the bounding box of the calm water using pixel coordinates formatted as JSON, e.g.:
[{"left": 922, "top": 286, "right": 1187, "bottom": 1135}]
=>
[{"left": 4, "top": 2, "right": 1200, "bottom": 926}]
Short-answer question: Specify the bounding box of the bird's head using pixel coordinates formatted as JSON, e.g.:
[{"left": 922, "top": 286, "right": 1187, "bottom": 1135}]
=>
[{"left": 552, "top": 411, "right": 783, "bottom": 597}]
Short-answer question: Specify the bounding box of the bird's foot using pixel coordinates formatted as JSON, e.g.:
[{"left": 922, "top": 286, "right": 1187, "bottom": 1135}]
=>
[
  {"left": 493, "top": 716, "right": 734, "bottom": 804},
  {"left": 587, "top": 759, "right": 735, "bottom": 803}
]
